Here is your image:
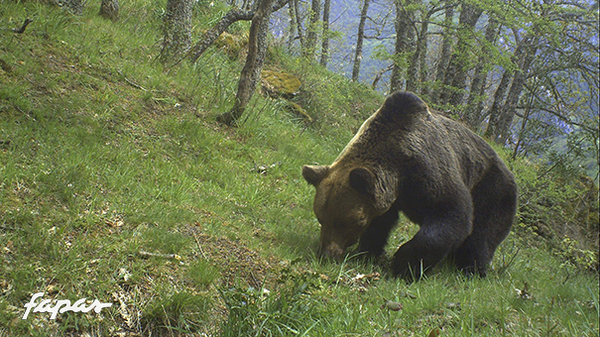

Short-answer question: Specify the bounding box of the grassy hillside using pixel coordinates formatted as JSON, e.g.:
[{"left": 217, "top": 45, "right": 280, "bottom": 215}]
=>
[{"left": 0, "top": 1, "right": 598, "bottom": 336}]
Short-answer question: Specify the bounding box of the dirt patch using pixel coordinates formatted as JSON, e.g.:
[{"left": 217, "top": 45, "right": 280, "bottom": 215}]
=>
[{"left": 184, "top": 226, "right": 281, "bottom": 289}]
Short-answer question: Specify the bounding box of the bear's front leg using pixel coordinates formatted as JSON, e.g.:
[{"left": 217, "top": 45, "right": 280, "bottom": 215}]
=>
[
  {"left": 391, "top": 211, "right": 472, "bottom": 280},
  {"left": 358, "top": 208, "right": 399, "bottom": 257}
]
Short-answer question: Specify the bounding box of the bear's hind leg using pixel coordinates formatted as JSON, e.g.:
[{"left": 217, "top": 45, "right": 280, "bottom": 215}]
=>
[
  {"left": 392, "top": 205, "right": 473, "bottom": 280},
  {"left": 454, "top": 167, "right": 517, "bottom": 277},
  {"left": 358, "top": 208, "right": 399, "bottom": 257},
  {"left": 453, "top": 235, "right": 493, "bottom": 277}
]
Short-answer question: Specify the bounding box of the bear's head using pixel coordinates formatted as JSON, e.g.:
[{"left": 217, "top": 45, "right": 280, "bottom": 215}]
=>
[{"left": 302, "top": 164, "right": 397, "bottom": 260}]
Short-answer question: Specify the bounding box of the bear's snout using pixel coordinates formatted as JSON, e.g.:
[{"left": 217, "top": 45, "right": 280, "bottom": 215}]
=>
[{"left": 318, "top": 241, "right": 346, "bottom": 262}]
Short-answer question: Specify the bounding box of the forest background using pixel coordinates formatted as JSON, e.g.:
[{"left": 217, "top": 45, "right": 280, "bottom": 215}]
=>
[{"left": 268, "top": 0, "right": 599, "bottom": 180}]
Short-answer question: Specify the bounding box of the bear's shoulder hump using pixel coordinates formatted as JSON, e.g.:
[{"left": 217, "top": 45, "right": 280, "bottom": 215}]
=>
[{"left": 378, "top": 91, "right": 429, "bottom": 122}]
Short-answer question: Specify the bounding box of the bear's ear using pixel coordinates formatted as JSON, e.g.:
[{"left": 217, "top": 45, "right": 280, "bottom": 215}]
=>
[
  {"left": 302, "top": 165, "right": 330, "bottom": 186},
  {"left": 350, "top": 167, "right": 397, "bottom": 211},
  {"left": 349, "top": 167, "right": 375, "bottom": 196}
]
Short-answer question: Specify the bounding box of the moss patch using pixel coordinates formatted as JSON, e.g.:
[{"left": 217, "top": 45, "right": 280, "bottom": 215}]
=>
[
  {"left": 261, "top": 70, "right": 302, "bottom": 98},
  {"left": 214, "top": 31, "right": 249, "bottom": 57}
]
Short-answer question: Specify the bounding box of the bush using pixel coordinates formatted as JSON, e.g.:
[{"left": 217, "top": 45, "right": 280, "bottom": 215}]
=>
[{"left": 512, "top": 157, "right": 599, "bottom": 272}]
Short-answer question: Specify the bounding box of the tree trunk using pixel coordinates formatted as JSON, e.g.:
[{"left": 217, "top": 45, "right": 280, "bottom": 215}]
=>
[
  {"left": 438, "top": 3, "right": 483, "bottom": 106},
  {"left": 464, "top": 17, "right": 500, "bottom": 130},
  {"left": 217, "top": 0, "right": 275, "bottom": 126},
  {"left": 463, "top": 61, "right": 488, "bottom": 128},
  {"left": 161, "top": 0, "right": 193, "bottom": 64},
  {"left": 304, "top": 0, "right": 321, "bottom": 59},
  {"left": 493, "top": 43, "right": 537, "bottom": 143},
  {"left": 390, "top": 0, "right": 416, "bottom": 92},
  {"left": 432, "top": 3, "right": 454, "bottom": 100},
  {"left": 484, "top": 68, "right": 514, "bottom": 138},
  {"left": 99, "top": 0, "right": 119, "bottom": 21},
  {"left": 485, "top": 34, "right": 538, "bottom": 143},
  {"left": 320, "top": 0, "right": 331, "bottom": 66},
  {"left": 188, "top": 0, "right": 289, "bottom": 63},
  {"left": 287, "top": 0, "right": 297, "bottom": 53},
  {"left": 352, "top": 0, "right": 371, "bottom": 82},
  {"left": 293, "top": 0, "right": 305, "bottom": 50},
  {"left": 406, "top": 0, "right": 427, "bottom": 94}
]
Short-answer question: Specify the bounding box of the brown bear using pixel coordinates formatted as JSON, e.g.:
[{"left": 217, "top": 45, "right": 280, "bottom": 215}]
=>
[{"left": 302, "top": 91, "right": 518, "bottom": 279}]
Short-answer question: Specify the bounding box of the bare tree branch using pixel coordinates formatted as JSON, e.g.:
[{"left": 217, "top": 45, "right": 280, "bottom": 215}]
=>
[
  {"left": 188, "top": 0, "right": 289, "bottom": 63},
  {"left": 12, "top": 18, "right": 33, "bottom": 34}
]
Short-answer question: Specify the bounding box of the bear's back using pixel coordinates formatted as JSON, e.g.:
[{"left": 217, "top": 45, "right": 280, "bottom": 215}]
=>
[{"left": 337, "top": 91, "right": 506, "bottom": 190}]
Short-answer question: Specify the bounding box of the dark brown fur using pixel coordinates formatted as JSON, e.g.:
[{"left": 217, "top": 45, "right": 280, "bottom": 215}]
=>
[{"left": 303, "top": 91, "right": 518, "bottom": 279}]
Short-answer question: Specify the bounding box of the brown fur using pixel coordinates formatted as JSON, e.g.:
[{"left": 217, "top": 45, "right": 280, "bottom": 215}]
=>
[{"left": 303, "top": 91, "right": 518, "bottom": 279}]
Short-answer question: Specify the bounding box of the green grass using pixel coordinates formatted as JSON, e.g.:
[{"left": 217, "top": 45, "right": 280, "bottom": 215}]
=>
[{"left": 0, "top": 1, "right": 598, "bottom": 336}]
